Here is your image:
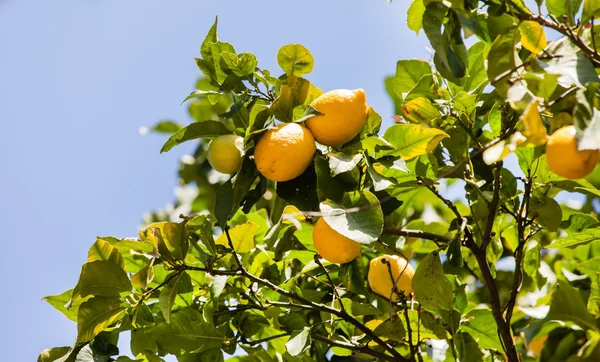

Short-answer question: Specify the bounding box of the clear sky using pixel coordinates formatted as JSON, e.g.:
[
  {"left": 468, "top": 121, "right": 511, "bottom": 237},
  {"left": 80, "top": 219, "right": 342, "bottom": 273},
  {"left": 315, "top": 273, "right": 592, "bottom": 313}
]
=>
[{"left": 0, "top": 0, "right": 431, "bottom": 360}]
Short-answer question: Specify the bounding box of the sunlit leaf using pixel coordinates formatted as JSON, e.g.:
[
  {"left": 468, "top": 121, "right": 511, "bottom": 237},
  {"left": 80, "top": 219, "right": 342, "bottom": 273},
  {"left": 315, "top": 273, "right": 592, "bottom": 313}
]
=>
[
  {"left": 413, "top": 252, "right": 453, "bottom": 310},
  {"left": 320, "top": 190, "right": 383, "bottom": 244},
  {"left": 160, "top": 121, "right": 231, "bottom": 153},
  {"left": 215, "top": 222, "right": 257, "bottom": 253},
  {"left": 77, "top": 297, "right": 126, "bottom": 343},
  {"left": 277, "top": 44, "right": 314, "bottom": 77},
  {"left": 519, "top": 21, "right": 547, "bottom": 54},
  {"left": 382, "top": 124, "right": 449, "bottom": 160}
]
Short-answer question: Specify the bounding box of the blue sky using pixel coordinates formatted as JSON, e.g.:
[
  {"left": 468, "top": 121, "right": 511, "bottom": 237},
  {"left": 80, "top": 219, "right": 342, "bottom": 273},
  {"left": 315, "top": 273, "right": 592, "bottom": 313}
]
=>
[{"left": 0, "top": 0, "right": 430, "bottom": 360}]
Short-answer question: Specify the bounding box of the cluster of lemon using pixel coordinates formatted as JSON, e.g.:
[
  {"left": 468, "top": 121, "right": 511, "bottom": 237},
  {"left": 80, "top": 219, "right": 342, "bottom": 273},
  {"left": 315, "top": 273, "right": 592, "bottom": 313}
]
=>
[{"left": 206, "top": 88, "right": 414, "bottom": 299}]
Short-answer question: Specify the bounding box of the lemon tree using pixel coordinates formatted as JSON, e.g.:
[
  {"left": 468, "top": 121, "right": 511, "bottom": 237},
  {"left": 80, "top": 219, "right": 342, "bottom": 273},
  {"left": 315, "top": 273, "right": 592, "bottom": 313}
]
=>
[{"left": 40, "top": 2, "right": 600, "bottom": 362}]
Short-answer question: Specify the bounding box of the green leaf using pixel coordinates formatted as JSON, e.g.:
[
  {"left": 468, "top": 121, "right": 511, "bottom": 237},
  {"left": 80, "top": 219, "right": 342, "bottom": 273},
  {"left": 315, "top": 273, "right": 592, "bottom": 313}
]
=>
[
  {"left": 38, "top": 347, "right": 70, "bottom": 362},
  {"left": 583, "top": 0, "right": 600, "bottom": 24},
  {"left": 340, "top": 298, "right": 381, "bottom": 316},
  {"left": 589, "top": 273, "right": 600, "bottom": 317},
  {"left": 277, "top": 44, "right": 314, "bottom": 77},
  {"left": 529, "top": 195, "right": 562, "bottom": 232},
  {"left": 407, "top": 0, "right": 426, "bottom": 34},
  {"left": 381, "top": 124, "right": 449, "bottom": 160},
  {"left": 215, "top": 221, "right": 257, "bottom": 253},
  {"left": 210, "top": 42, "right": 237, "bottom": 84},
  {"left": 455, "top": 332, "right": 483, "bottom": 362},
  {"left": 546, "top": 0, "right": 583, "bottom": 26},
  {"left": 186, "top": 214, "right": 218, "bottom": 255},
  {"left": 574, "top": 84, "right": 600, "bottom": 151},
  {"left": 328, "top": 152, "right": 363, "bottom": 177},
  {"left": 546, "top": 279, "right": 598, "bottom": 331},
  {"left": 464, "top": 41, "right": 488, "bottom": 92},
  {"left": 88, "top": 238, "right": 125, "bottom": 269},
  {"left": 367, "top": 166, "right": 394, "bottom": 192},
  {"left": 487, "top": 27, "right": 517, "bottom": 97},
  {"left": 159, "top": 271, "right": 192, "bottom": 324},
  {"left": 394, "top": 59, "right": 432, "bottom": 98},
  {"left": 77, "top": 297, "right": 126, "bottom": 343},
  {"left": 160, "top": 121, "right": 231, "bottom": 153},
  {"left": 276, "top": 163, "right": 320, "bottom": 211},
  {"left": 285, "top": 327, "right": 310, "bottom": 356},
  {"left": 72, "top": 261, "right": 132, "bottom": 300},
  {"left": 459, "top": 308, "right": 504, "bottom": 350},
  {"left": 320, "top": 190, "right": 383, "bottom": 244},
  {"left": 151, "top": 120, "right": 182, "bottom": 134},
  {"left": 546, "top": 228, "right": 600, "bottom": 249},
  {"left": 148, "top": 308, "right": 224, "bottom": 354},
  {"left": 524, "top": 241, "right": 545, "bottom": 290},
  {"left": 413, "top": 252, "right": 453, "bottom": 310},
  {"left": 201, "top": 17, "right": 218, "bottom": 61},
  {"left": 514, "top": 146, "right": 544, "bottom": 176},
  {"left": 339, "top": 258, "right": 369, "bottom": 295},
  {"left": 221, "top": 52, "right": 257, "bottom": 77},
  {"left": 541, "top": 45, "right": 599, "bottom": 88},
  {"left": 43, "top": 289, "right": 83, "bottom": 322},
  {"left": 373, "top": 318, "right": 406, "bottom": 342},
  {"left": 146, "top": 221, "right": 188, "bottom": 262},
  {"left": 215, "top": 179, "right": 234, "bottom": 228},
  {"left": 401, "top": 310, "right": 447, "bottom": 344}
]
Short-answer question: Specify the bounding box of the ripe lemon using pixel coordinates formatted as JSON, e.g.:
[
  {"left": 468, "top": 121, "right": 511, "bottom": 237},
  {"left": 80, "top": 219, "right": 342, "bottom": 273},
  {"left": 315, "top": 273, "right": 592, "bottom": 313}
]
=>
[
  {"left": 254, "top": 123, "right": 316, "bottom": 182},
  {"left": 313, "top": 217, "right": 362, "bottom": 264},
  {"left": 306, "top": 89, "right": 368, "bottom": 147},
  {"left": 546, "top": 126, "right": 599, "bottom": 179},
  {"left": 368, "top": 254, "right": 414, "bottom": 301},
  {"left": 207, "top": 134, "right": 244, "bottom": 174}
]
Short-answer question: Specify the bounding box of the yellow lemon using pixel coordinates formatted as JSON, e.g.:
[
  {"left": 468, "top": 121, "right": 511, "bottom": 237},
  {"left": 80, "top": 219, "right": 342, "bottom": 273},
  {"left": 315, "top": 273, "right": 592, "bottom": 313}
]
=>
[
  {"left": 306, "top": 89, "right": 368, "bottom": 147},
  {"left": 254, "top": 123, "right": 316, "bottom": 182},
  {"left": 313, "top": 218, "right": 362, "bottom": 264},
  {"left": 546, "top": 126, "right": 599, "bottom": 179},
  {"left": 368, "top": 254, "right": 414, "bottom": 301},
  {"left": 207, "top": 134, "right": 244, "bottom": 174}
]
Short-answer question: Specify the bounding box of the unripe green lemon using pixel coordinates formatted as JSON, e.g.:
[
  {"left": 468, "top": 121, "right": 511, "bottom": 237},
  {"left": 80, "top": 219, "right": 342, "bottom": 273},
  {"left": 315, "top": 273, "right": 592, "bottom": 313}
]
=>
[{"left": 207, "top": 134, "right": 244, "bottom": 174}]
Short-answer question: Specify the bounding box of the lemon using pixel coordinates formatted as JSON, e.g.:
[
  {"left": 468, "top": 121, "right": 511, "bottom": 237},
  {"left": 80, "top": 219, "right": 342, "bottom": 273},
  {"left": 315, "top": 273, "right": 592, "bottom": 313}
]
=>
[
  {"left": 546, "top": 126, "right": 599, "bottom": 179},
  {"left": 254, "top": 123, "right": 316, "bottom": 182},
  {"left": 368, "top": 254, "right": 414, "bottom": 301},
  {"left": 313, "top": 217, "right": 362, "bottom": 264},
  {"left": 207, "top": 134, "right": 244, "bottom": 174},
  {"left": 306, "top": 89, "right": 368, "bottom": 147}
]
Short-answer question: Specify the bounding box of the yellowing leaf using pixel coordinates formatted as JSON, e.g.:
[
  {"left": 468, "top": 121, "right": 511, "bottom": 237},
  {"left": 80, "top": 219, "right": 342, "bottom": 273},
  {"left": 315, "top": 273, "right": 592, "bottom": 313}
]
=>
[
  {"left": 519, "top": 101, "right": 548, "bottom": 146},
  {"left": 519, "top": 21, "right": 547, "bottom": 54},
  {"left": 216, "top": 222, "right": 257, "bottom": 253},
  {"left": 382, "top": 124, "right": 449, "bottom": 160},
  {"left": 401, "top": 97, "right": 441, "bottom": 124},
  {"left": 282, "top": 205, "right": 305, "bottom": 224}
]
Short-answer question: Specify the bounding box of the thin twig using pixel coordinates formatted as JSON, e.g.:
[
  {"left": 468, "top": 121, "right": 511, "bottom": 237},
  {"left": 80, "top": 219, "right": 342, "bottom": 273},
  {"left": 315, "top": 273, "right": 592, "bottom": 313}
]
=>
[
  {"left": 504, "top": 177, "right": 533, "bottom": 324},
  {"left": 185, "top": 229, "right": 410, "bottom": 362},
  {"left": 241, "top": 332, "right": 291, "bottom": 346},
  {"left": 311, "top": 334, "right": 397, "bottom": 362},
  {"left": 383, "top": 227, "right": 452, "bottom": 244},
  {"left": 481, "top": 162, "right": 503, "bottom": 250}
]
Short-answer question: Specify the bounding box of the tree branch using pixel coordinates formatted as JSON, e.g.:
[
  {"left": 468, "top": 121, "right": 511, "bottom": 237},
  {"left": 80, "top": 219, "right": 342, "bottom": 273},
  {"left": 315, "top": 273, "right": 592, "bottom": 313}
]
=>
[
  {"left": 514, "top": 11, "right": 600, "bottom": 67},
  {"left": 481, "top": 162, "right": 503, "bottom": 250},
  {"left": 312, "top": 334, "right": 397, "bottom": 362},
  {"left": 178, "top": 229, "right": 409, "bottom": 362},
  {"left": 419, "top": 176, "right": 519, "bottom": 361},
  {"left": 504, "top": 177, "right": 533, "bottom": 325},
  {"left": 383, "top": 227, "right": 452, "bottom": 244}
]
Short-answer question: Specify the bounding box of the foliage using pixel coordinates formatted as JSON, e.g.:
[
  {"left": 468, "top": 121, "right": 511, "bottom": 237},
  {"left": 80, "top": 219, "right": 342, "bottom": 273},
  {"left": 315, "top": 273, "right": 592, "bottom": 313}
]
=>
[{"left": 40, "top": 1, "right": 600, "bottom": 361}]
